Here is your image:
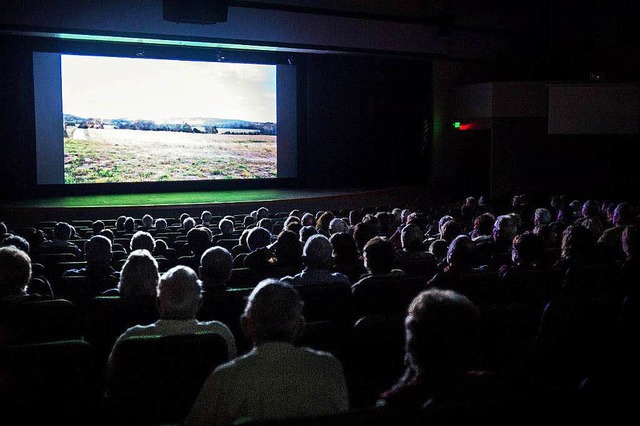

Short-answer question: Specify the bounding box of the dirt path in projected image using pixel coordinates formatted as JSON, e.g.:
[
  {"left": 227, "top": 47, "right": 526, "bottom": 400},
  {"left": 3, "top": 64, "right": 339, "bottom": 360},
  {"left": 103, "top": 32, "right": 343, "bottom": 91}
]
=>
[{"left": 64, "top": 128, "right": 277, "bottom": 183}]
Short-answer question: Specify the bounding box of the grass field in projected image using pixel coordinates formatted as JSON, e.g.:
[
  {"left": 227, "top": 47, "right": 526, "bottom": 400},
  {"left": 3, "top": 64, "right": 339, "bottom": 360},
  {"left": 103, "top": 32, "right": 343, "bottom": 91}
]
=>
[{"left": 63, "top": 128, "right": 277, "bottom": 184}]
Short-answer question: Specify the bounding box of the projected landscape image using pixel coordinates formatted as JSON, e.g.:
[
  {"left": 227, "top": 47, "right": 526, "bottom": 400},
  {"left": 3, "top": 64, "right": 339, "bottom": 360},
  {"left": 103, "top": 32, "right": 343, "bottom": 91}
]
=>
[{"left": 61, "top": 55, "right": 277, "bottom": 184}]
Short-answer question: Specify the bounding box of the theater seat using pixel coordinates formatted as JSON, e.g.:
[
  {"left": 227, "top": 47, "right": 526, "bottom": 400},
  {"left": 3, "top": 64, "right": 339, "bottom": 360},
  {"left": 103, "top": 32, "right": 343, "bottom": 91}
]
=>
[{"left": 104, "top": 333, "right": 231, "bottom": 424}]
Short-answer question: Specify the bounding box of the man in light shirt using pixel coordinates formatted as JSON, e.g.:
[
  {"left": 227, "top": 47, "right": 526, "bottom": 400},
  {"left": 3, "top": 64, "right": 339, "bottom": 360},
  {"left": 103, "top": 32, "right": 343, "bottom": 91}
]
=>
[{"left": 186, "top": 279, "right": 349, "bottom": 426}]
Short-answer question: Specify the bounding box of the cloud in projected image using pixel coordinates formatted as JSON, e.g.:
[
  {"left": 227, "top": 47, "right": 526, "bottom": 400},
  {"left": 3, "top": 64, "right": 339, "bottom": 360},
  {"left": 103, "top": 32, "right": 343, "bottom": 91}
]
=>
[{"left": 61, "top": 54, "right": 276, "bottom": 123}]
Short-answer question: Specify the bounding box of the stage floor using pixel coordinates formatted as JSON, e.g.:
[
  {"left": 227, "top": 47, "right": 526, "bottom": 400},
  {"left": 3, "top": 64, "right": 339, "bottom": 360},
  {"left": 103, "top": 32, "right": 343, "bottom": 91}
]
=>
[{"left": 0, "top": 186, "right": 429, "bottom": 228}]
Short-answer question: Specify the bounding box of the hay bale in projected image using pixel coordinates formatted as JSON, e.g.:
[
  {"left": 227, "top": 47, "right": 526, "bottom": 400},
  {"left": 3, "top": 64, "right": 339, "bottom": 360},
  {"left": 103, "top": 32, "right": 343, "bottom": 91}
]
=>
[{"left": 63, "top": 128, "right": 276, "bottom": 184}]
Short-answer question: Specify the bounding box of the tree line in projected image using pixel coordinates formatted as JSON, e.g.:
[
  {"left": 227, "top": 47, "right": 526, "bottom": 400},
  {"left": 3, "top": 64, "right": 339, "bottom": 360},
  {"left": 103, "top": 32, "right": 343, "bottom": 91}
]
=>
[{"left": 63, "top": 115, "right": 277, "bottom": 184}]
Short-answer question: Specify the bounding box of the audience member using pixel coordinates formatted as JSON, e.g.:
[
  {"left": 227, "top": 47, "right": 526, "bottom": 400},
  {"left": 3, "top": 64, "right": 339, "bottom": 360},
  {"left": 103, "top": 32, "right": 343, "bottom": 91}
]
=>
[
  {"left": 282, "top": 234, "right": 349, "bottom": 287},
  {"left": 330, "top": 232, "right": 366, "bottom": 283},
  {"left": 38, "top": 221, "right": 82, "bottom": 258},
  {"left": 377, "top": 289, "right": 494, "bottom": 410},
  {"left": 199, "top": 246, "right": 234, "bottom": 293},
  {"left": 106, "top": 265, "right": 237, "bottom": 380},
  {"left": 130, "top": 230, "right": 156, "bottom": 254},
  {"left": 104, "top": 249, "right": 159, "bottom": 298},
  {"left": 597, "top": 202, "right": 636, "bottom": 262},
  {"left": 0, "top": 235, "right": 53, "bottom": 298},
  {"left": 186, "top": 279, "right": 348, "bottom": 425},
  {"left": 62, "top": 235, "right": 119, "bottom": 292},
  {"left": 0, "top": 246, "right": 46, "bottom": 301}
]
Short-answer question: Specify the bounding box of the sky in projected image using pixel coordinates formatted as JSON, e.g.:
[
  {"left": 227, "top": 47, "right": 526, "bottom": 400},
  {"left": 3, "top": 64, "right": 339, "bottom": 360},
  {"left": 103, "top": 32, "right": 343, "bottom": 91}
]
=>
[{"left": 61, "top": 54, "right": 276, "bottom": 123}]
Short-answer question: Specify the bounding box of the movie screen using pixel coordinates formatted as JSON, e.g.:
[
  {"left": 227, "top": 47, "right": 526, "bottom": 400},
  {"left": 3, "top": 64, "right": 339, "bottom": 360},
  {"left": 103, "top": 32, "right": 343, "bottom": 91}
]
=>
[{"left": 61, "top": 54, "right": 277, "bottom": 184}]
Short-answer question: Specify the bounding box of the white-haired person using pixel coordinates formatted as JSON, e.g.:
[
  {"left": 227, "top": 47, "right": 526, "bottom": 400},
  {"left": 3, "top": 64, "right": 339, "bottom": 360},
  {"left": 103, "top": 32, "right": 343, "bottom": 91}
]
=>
[
  {"left": 281, "top": 234, "right": 349, "bottom": 287},
  {"left": 102, "top": 249, "right": 159, "bottom": 298},
  {"left": 186, "top": 279, "right": 349, "bottom": 426},
  {"left": 213, "top": 218, "right": 236, "bottom": 244},
  {"left": 106, "top": 265, "right": 236, "bottom": 377}
]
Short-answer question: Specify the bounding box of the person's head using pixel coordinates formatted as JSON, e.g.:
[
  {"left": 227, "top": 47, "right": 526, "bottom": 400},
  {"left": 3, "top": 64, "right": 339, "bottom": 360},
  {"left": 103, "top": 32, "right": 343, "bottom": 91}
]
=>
[
  {"left": 182, "top": 217, "right": 196, "bottom": 232},
  {"left": 349, "top": 209, "right": 364, "bottom": 227},
  {"left": 363, "top": 236, "right": 395, "bottom": 275},
  {"left": 316, "top": 211, "right": 335, "bottom": 233},
  {"left": 179, "top": 213, "right": 190, "bottom": 224},
  {"left": 301, "top": 212, "right": 315, "bottom": 227},
  {"left": 472, "top": 212, "right": 496, "bottom": 238},
  {"left": 441, "top": 220, "right": 463, "bottom": 244},
  {"left": 157, "top": 265, "right": 203, "bottom": 320},
  {"left": 353, "top": 222, "right": 375, "bottom": 253},
  {"left": 511, "top": 231, "right": 544, "bottom": 267},
  {"left": 438, "top": 215, "right": 454, "bottom": 237},
  {"left": 0, "top": 235, "right": 30, "bottom": 254},
  {"left": 257, "top": 217, "right": 273, "bottom": 233},
  {"left": 243, "top": 215, "right": 256, "bottom": 228},
  {"left": 247, "top": 226, "right": 272, "bottom": 251},
  {"left": 199, "top": 246, "right": 233, "bottom": 290},
  {"left": 92, "top": 220, "right": 105, "bottom": 235},
  {"left": 446, "top": 235, "right": 474, "bottom": 266},
  {"left": 142, "top": 214, "right": 154, "bottom": 228},
  {"left": 329, "top": 218, "right": 348, "bottom": 235},
  {"left": 428, "top": 239, "right": 448, "bottom": 262},
  {"left": 118, "top": 249, "right": 159, "bottom": 298},
  {"left": 52, "top": 221, "right": 73, "bottom": 241},
  {"left": 302, "top": 233, "right": 334, "bottom": 270},
  {"left": 534, "top": 208, "right": 552, "bottom": 226},
  {"left": 257, "top": 207, "right": 270, "bottom": 220},
  {"left": 330, "top": 232, "right": 359, "bottom": 262},
  {"left": 130, "top": 230, "right": 156, "bottom": 253},
  {"left": 0, "top": 246, "right": 31, "bottom": 298},
  {"left": 289, "top": 209, "right": 302, "bottom": 219},
  {"left": 124, "top": 217, "right": 136, "bottom": 233},
  {"left": 115, "top": 215, "right": 127, "bottom": 231},
  {"left": 84, "top": 235, "right": 113, "bottom": 264},
  {"left": 622, "top": 225, "right": 639, "bottom": 260},
  {"left": 581, "top": 200, "right": 599, "bottom": 219},
  {"left": 560, "top": 224, "right": 596, "bottom": 262},
  {"left": 404, "top": 289, "right": 482, "bottom": 375},
  {"left": 99, "top": 228, "right": 115, "bottom": 242},
  {"left": 613, "top": 202, "right": 635, "bottom": 227},
  {"left": 155, "top": 218, "right": 167, "bottom": 231},
  {"left": 299, "top": 225, "right": 317, "bottom": 245},
  {"left": 155, "top": 239, "right": 169, "bottom": 255},
  {"left": 272, "top": 230, "right": 302, "bottom": 265},
  {"left": 401, "top": 223, "right": 425, "bottom": 252},
  {"left": 218, "top": 218, "right": 235, "bottom": 235},
  {"left": 241, "top": 279, "right": 304, "bottom": 345},
  {"left": 200, "top": 210, "right": 213, "bottom": 225},
  {"left": 493, "top": 214, "right": 518, "bottom": 243},
  {"left": 186, "top": 226, "right": 212, "bottom": 257}
]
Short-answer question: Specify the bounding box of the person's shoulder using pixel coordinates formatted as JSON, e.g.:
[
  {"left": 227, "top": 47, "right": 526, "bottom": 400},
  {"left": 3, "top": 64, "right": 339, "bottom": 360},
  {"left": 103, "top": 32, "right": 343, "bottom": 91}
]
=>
[
  {"left": 296, "top": 346, "right": 343, "bottom": 368},
  {"left": 197, "top": 319, "right": 233, "bottom": 333}
]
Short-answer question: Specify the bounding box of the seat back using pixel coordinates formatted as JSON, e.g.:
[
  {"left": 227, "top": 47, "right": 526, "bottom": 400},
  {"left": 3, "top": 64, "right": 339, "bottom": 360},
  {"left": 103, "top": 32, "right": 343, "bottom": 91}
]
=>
[
  {"left": 352, "top": 275, "right": 427, "bottom": 316},
  {"left": 0, "top": 339, "right": 99, "bottom": 422},
  {"left": 0, "top": 298, "right": 82, "bottom": 344},
  {"left": 84, "top": 295, "right": 159, "bottom": 363},
  {"left": 105, "top": 333, "right": 230, "bottom": 424}
]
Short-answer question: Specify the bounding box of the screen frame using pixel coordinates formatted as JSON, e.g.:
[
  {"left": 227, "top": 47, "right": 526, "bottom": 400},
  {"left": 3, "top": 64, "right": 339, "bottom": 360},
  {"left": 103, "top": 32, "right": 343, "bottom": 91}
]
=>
[{"left": 26, "top": 36, "right": 302, "bottom": 197}]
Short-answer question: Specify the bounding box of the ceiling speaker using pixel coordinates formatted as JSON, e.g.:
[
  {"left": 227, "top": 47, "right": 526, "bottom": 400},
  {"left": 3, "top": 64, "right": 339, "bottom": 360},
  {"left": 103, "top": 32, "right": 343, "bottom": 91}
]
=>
[{"left": 163, "top": 0, "right": 229, "bottom": 24}]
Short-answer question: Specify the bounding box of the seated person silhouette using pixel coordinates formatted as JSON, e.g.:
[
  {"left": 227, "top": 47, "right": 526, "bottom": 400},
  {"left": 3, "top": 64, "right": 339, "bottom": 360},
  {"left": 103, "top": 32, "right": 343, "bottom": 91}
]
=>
[
  {"left": 281, "top": 234, "right": 349, "bottom": 287},
  {"left": 106, "top": 265, "right": 237, "bottom": 378},
  {"left": 63, "top": 235, "right": 119, "bottom": 293},
  {"left": 185, "top": 279, "right": 349, "bottom": 426},
  {"left": 0, "top": 235, "right": 53, "bottom": 298},
  {"left": 102, "top": 249, "right": 159, "bottom": 299},
  {"left": 377, "top": 288, "right": 500, "bottom": 411},
  {"left": 178, "top": 227, "right": 213, "bottom": 272},
  {"left": 0, "top": 246, "right": 48, "bottom": 302},
  {"left": 38, "top": 221, "right": 82, "bottom": 258},
  {"left": 199, "top": 246, "right": 234, "bottom": 293}
]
